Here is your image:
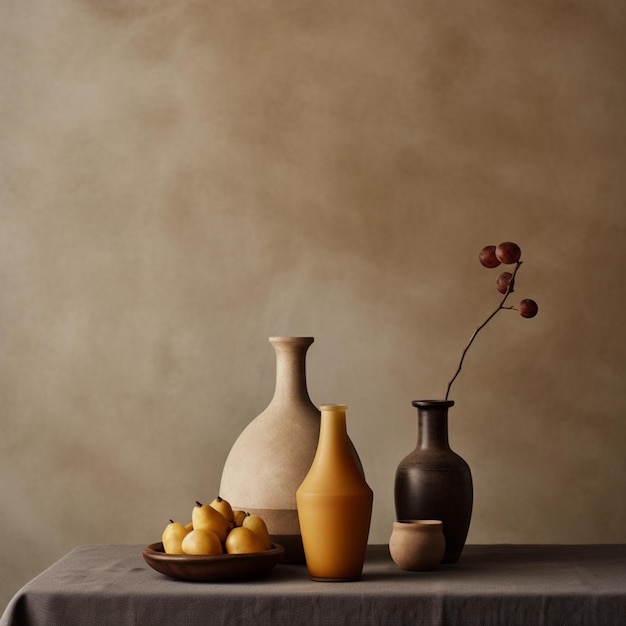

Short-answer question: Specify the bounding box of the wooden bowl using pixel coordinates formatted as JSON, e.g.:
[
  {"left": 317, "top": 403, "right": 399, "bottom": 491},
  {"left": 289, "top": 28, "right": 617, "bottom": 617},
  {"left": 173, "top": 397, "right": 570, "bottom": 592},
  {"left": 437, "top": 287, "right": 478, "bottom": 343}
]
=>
[{"left": 142, "top": 542, "right": 284, "bottom": 582}]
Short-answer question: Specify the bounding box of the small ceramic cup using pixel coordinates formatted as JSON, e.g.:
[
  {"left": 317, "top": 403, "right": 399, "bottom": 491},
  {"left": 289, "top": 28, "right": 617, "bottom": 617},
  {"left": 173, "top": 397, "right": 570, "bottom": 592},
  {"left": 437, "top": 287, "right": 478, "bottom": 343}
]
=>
[{"left": 389, "top": 519, "right": 446, "bottom": 571}]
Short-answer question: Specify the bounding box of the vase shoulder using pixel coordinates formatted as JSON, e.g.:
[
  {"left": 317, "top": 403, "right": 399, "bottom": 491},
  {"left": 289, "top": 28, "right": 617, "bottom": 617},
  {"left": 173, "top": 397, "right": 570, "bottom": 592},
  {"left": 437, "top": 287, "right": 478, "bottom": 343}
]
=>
[
  {"left": 399, "top": 447, "right": 470, "bottom": 471},
  {"left": 263, "top": 398, "right": 320, "bottom": 418}
]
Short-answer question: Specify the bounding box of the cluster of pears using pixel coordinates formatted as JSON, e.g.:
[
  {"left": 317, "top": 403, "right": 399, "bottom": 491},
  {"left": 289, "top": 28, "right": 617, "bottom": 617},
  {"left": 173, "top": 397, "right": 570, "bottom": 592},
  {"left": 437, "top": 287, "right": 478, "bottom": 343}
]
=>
[{"left": 161, "top": 497, "right": 272, "bottom": 556}]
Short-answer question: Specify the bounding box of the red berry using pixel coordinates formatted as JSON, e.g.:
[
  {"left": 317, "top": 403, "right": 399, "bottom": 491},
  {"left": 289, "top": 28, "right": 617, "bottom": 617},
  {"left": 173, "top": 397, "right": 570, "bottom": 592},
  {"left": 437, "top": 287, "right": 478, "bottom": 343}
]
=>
[
  {"left": 496, "top": 272, "right": 513, "bottom": 294},
  {"left": 479, "top": 245, "right": 501, "bottom": 268},
  {"left": 519, "top": 299, "right": 538, "bottom": 318},
  {"left": 495, "top": 242, "right": 521, "bottom": 265}
]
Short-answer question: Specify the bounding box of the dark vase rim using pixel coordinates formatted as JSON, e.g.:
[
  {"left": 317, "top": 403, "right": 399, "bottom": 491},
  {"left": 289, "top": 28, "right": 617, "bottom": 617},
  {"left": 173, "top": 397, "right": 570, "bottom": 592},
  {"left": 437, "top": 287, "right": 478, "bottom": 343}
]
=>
[{"left": 411, "top": 400, "right": 455, "bottom": 408}]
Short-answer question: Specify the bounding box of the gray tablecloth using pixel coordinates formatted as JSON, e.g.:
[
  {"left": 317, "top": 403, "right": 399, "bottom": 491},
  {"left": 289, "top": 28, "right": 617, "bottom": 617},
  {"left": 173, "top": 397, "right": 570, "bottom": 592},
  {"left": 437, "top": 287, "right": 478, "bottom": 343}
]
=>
[{"left": 2, "top": 544, "right": 625, "bottom": 625}]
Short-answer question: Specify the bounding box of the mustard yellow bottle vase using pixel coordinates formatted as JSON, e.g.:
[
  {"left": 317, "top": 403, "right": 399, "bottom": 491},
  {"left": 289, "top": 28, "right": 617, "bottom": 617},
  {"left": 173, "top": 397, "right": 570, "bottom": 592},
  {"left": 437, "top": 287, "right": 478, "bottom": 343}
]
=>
[{"left": 296, "top": 404, "right": 373, "bottom": 581}]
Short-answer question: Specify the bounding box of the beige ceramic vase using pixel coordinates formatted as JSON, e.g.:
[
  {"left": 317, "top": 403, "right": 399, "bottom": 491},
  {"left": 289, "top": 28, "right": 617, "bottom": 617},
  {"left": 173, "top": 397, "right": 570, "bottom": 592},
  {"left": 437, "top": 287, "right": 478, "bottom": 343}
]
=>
[
  {"left": 219, "top": 337, "right": 321, "bottom": 563},
  {"left": 389, "top": 520, "right": 445, "bottom": 571},
  {"left": 296, "top": 404, "right": 373, "bottom": 581}
]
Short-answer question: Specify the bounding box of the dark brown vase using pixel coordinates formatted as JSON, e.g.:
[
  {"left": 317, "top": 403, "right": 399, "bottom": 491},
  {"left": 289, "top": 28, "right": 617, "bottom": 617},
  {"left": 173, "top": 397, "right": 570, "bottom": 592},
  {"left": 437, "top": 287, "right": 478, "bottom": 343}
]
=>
[{"left": 394, "top": 400, "right": 473, "bottom": 563}]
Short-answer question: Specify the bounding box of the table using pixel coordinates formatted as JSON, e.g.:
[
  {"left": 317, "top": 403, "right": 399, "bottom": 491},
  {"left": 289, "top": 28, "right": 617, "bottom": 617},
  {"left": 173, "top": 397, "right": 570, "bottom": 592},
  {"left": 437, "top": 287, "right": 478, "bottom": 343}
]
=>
[{"left": 2, "top": 544, "right": 625, "bottom": 625}]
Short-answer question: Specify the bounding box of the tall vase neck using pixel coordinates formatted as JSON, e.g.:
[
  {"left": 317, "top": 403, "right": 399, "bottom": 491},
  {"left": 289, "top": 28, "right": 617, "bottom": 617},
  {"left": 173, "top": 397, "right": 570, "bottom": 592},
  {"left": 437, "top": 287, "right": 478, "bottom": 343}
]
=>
[
  {"left": 269, "top": 337, "right": 315, "bottom": 406},
  {"left": 311, "top": 404, "right": 356, "bottom": 470},
  {"left": 318, "top": 405, "right": 349, "bottom": 450},
  {"left": 413, "top": 400, "right": 454, "bottom": 450}
]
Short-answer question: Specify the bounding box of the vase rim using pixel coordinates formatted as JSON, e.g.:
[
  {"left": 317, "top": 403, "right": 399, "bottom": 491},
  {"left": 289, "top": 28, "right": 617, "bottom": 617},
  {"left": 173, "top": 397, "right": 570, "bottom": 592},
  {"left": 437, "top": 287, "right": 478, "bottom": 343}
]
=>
[
  {"left": 411, "top": 400, "right": 455, "bottom": 408},
  {"left": 395, "top": 519, "right": 443, "bottom": 527},
  {"left": 320, "top": 403, "right": 348, "bottom": 412},
  {"left": 269, "top": 336, "right": 314, "bottom": 344}
]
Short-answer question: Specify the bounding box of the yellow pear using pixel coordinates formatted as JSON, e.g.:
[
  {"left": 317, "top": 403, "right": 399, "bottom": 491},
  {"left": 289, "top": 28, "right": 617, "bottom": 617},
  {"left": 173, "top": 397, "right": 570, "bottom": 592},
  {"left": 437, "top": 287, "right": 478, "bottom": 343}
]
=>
[
  {"left": 242, "top": 514, "right": 272, "bottom": 550},
  {"left": 162, "top": 520, "right": 190, "bottom": 555},
  {"left": 210, "top": 496, "right": 235, "bottom": 525},
  {"left": 182, "top": 528, "right": 223, "bottom": 555},
  {"left": 233, "top": 510, "right": 249, "bottom": 528},
  {"left": 184, "top": 521, "right": 193, "bottom": 531},
  {"left": 192, "top": 501, "right": 230, "bottom": 542},
  {"left": 225, "top": 526, "right": 265, "bottom": 554}
]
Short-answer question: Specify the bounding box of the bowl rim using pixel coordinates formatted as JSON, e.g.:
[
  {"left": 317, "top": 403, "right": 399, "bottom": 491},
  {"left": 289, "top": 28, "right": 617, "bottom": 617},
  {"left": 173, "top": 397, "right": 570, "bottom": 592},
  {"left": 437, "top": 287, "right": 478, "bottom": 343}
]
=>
[{"left": 143, "top": 541, "right": 285, "bottom": 561}]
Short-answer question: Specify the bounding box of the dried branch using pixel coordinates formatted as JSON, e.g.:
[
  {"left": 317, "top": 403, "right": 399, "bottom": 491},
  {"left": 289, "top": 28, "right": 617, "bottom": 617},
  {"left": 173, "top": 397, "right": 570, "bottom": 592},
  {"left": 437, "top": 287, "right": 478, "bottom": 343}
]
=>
[{"left": 445, "top": 261, "right": 523, "bottom": 401}]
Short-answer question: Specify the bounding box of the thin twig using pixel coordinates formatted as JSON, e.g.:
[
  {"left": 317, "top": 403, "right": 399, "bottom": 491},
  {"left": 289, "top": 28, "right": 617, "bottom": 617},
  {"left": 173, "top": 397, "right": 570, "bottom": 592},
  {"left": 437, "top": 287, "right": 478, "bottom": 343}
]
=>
[{"left": 445, "top": 261, "right": 523, "bottom": 401}]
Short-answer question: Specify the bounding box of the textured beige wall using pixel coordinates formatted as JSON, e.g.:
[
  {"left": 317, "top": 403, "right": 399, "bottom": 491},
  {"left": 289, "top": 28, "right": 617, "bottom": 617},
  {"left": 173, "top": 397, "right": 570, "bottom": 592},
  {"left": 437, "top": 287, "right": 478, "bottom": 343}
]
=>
[{"left": 1, "top": 0, "right": 625, "bottom": 609}]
